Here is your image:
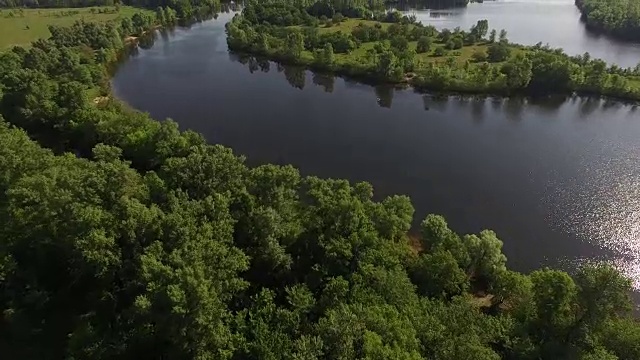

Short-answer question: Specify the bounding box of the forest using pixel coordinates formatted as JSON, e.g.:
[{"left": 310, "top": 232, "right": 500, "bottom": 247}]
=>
[
  {"left": 576, "top": 0, "right": 640, "bottom": 41},
  {"left": 226, "top": 0, "right": 640, "bottom": 101},
  {"left": 1, "top": 1, "right": 640, "bottom": 359}
]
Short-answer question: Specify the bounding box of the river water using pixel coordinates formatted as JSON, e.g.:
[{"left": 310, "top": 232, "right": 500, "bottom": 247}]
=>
[
  {"left": 397, "top": 0, "right": 640, "bottom": 68},
  {"left": 112, "top": 10, "right": 640, "bottom": 290}
]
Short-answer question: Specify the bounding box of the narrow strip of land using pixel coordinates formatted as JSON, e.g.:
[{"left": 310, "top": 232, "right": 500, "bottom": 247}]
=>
[{"left": 227, "top": 2, "right": 640, "bottom": 101}]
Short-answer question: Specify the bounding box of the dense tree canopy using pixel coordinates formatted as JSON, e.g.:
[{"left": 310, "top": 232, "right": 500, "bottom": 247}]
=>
[
  {"left": 576, "top": 0, "right": 640, "bottom": 41},
  {"left": 0, "top": 4, "right": 639, "bottom": 360}
]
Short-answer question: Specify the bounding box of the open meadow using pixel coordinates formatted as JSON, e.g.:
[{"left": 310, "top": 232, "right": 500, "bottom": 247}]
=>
[{"left": 0, "top": 6, "right": 151, "bottom": 48}]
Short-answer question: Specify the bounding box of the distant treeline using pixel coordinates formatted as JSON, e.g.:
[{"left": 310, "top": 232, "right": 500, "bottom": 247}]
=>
[{"left": 575, "top": 0, "right": 640, "bottom": 41}]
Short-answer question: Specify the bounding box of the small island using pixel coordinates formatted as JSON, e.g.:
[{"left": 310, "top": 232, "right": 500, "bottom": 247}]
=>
[{"left": 226, "top": 0, "right": 640, "bottom": 101}]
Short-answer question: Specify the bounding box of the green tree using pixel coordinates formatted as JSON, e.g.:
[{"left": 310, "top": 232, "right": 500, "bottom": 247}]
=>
[
  {"left": 434, "top": 46, "right": 446, "bottom": 56},
  {"left": 500, "top": 54, "right": 532, "bottom": 90},
  {"left": 314, "top": 42, "right": 335, "bottom": 69},
  {"left": 285, "top": 30, "right": 305, "bottom": 60},
  {"left": 499, "top": 29, "right": 508, "bottom": 43},
  {"left": 488, "top": 29, "right": 496, "bottom": 43},
  {"left": 471, "top": 49, "right": 487, "bottom": 62},
  {"left": 463, "top": 230, "right": 507, "bottom": 286},
  {"left": 420, "top": 214, "right": 466, "bottom": 262},
  {"left": 487, "top": 43, "right": 510, "bottom": 62},
  {"left": 416, "top": 36, "right": 432, "bottom": 53},
  {"left": 471, "top": 19, "right": 488, "bottom": 39},
  {"left": 410, "top": 250, "right": 469, "bottom": 298}
]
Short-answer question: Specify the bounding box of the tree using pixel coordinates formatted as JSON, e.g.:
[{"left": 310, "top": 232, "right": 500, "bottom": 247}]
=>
[
  {"left": 416, "top": 36, "right": 432, "bottom": 53},
  {"left": 463, "top": 230, "right": 507, "bottom": 286},
  {"left": 471, "top": 49, "right": 487, "bottom": 62},
  {"left": 500, "top": 54, "right": 532, "bottom": 90},
  {"left": 390, "top": 35, "right": 408, "bottom": 52},
  {"left": 285, "top": 30, "right": 305, "bottom": 60},
  {"left": 487, "top": 43, "right": 510, "bottom": 62},
  {"left": 155, "top": 6, "right": 166, "bottom": 25},
  {"left": 410, "top": 250, "right": 469, "bottom": 298},
  {"left": 121, "top": 17, "right": 133, "bottom": 36},
  {"left": 367, "top": 43, "right": 404, "bottom": 81},
  {"left": 573, "top": 264, "right": 632, "bottom": 335},
  {"left": 314, "top": 42, "right": 335, "bottom": 69},
  {"left": 419, "top": 214, "right": 469, "bottom": 269},
  {"left": 488, "top": 29, "right": 496, "bottom": 43},
  {"left": 529, "top": 268, "right": 578, "bottom": 350},
  {"left": 499, "top": 29, "right": 508, "bottom": 43},
  {"left": 471, "top": 19, "right": 488, "bottom": 39},
  {"left": 332, "top": 12, "right": 344, "bottom": 25}
]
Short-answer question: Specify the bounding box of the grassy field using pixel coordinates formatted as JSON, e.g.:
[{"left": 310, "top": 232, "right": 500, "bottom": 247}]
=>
[
  {"left": 0, "top": 6, "right": 152, "bottom": 49},
  {"left": 317, "top": 18, "right": 392, "bottom": 34},
  {"left": 313, "top": 19, "right": 517, "bottom": 69}
]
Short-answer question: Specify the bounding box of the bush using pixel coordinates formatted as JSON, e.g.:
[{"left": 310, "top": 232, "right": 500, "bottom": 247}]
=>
[
  {"left": 434, "top": 46, "right": 446, "bottom": 56},
  {"left": 487, "top": 43, "right": 511, "bottom": 62},
  {"left": 416, "top": 36, "right": 432, "bottom": 53},
  {"left": 472, "top": 49, "right": 488, "bottom": 62},
  {"left": 332, "top": 12, "right": 344, "bottom": 25}
]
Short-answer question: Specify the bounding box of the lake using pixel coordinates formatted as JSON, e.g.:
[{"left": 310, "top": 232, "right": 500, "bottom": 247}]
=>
[
  {"left": 112, "top": 11, "right": 640, "bottom": 291},
  {"left": 397, "top": 0, "right": 640, "bottom": 68}
]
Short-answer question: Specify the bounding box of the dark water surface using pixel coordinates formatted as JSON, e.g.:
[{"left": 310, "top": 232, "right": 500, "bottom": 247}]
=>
[
  {"left": 398, "top": 0, "right": 640, "bottom": 67},
  {"left": 112, "top": 13, "right": 640, "bottom": 290}
]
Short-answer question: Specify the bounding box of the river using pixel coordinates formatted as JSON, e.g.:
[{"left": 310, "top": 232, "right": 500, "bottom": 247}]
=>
[
  {"left": 112, "top": 11, "right": 640, "bottom": 292},
  {"left": 397, "top": 0, "right": 640, "bottom": 68}
]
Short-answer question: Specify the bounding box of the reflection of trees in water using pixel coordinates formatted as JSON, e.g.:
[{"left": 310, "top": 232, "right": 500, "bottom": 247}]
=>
[
  {"left": 602, "top": 98, "right": 623, "bottom": 111},
  {"left": 470, "top": 96, "right": 487, "bottom": 122},
  {"left": 422, "top": 94, "right": 449, "bottom": 112},
  {"left": 283, "top": 65, "right": 306, "bottom": 90},
  {"left": 258, "top": 58, "right": 270, "bottom": 72},
  {"left": 528, "top": 95, "right": 566, "bottom": 115},
  {"left": 504, "top": 97, "right": 526, "bottom": 122},
  {"left": 138, "top": 32, "right": 156, "bottom": 50},
  {"left": 577, "top": 97, "right": 601, "bottom": 118},
  {"left": 159, "top": 28, "right": 171, "bottom": 42},
  {"left": 247, "top": 57, "right": 259, "bottom": 73},
  {"left": 312, "top": 73, "right": 335, "bottom": 93},
  {"left": 229, "top": 53, "right": 250, "bottom": 66},
  {"left": 375, "top": 86, "right": 394, "bottom": 108},
  {"left": 229, "top": 54, "right": 271, "bottom": 73}
]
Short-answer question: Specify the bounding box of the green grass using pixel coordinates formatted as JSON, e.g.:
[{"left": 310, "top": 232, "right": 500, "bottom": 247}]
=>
[
  {"left": 318, "top": 18, "right": 391, "bottom": 34},
  {"left": 0, "top": 6, "right": 152, "bottom": 49}
]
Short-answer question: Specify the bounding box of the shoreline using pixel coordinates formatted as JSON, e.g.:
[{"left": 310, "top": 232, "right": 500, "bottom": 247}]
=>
[{"left": 228, "top": 49, "right": 640, "bottom": 106}]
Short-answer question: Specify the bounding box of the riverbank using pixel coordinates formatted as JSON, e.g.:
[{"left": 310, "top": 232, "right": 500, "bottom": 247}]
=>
[{"left": 227, "top": 8, "right": 640, "bottom": 103}]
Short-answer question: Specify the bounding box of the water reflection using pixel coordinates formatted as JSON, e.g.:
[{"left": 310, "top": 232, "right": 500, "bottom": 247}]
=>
[
  {"left": 284, "top": 66, "right": 306, "bottom": 90},
  {"left": 228, "top": 54, "right": 592, "bottom": 117},
  {"left": 312, "top": 73, "right": 335, "bottom": 93},
  {"left": 375, "top": 86, "right": 395, "bottom": 108}
]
